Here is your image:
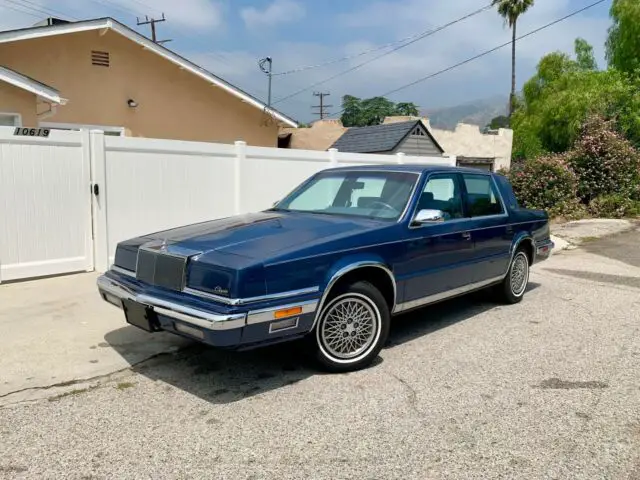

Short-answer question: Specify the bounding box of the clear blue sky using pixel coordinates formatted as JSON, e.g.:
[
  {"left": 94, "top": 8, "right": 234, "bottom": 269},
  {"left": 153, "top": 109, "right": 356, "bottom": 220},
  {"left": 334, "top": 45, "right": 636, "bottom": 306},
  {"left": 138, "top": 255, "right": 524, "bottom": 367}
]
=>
[{"left": 1, "top": 0, "right": 613, "bottom": 123}]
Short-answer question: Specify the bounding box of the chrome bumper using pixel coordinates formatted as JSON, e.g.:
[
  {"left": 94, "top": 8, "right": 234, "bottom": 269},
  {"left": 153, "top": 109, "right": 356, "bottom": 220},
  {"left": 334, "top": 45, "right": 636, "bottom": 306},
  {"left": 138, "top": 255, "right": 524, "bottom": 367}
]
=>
[
  {"left": 536, "top": 239, "right": 555, "bottom": 258},
  {"left": 97, "top": 275, "right": 246, "bottom": 331},
  {"left": 97, "top": 275, "right": 319, "bottom": 332}
]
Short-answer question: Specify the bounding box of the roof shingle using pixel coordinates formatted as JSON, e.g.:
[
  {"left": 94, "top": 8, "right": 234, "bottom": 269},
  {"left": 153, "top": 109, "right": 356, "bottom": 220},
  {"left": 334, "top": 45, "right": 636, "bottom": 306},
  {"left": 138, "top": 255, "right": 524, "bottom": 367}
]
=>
[{"left": 330, "top": 120, "right": 419, "bottom": 153}]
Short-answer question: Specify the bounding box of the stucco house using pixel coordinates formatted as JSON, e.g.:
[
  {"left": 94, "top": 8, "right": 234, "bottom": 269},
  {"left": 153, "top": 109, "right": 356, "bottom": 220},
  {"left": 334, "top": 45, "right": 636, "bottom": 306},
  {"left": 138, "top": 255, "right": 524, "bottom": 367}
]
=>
[
  {"left": 280, "top": 116, "right": 513, "bottom": 171},
  {"left": 0, "top": 17, "right": 297, "bottom": 146}
]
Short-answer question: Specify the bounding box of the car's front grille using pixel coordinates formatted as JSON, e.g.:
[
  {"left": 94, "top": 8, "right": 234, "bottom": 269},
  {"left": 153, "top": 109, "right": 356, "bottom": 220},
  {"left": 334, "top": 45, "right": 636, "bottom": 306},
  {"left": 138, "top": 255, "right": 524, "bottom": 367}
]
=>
[{"left": 136, "top": 249, "right": 187, "bottom": 291}]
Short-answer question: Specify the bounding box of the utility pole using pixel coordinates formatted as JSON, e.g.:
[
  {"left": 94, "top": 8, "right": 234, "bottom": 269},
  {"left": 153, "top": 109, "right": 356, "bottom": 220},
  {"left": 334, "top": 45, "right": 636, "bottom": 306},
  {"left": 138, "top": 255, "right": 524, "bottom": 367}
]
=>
[
  {"left": 258, "top": 57, "right": 273, "bottom": 109},
  {"left": 136, "top": 13, "right": 172, "bottom": 44},
  {"left": 312, "top": 92, "right": 332, "bottom": 120}
]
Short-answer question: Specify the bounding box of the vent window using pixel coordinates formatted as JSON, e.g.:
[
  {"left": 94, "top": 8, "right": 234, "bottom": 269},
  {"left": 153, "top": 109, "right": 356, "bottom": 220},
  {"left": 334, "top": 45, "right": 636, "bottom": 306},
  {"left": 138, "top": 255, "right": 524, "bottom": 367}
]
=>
[
  {"left": 91, "top": 50, "right": 110, "bottom": 67},
  {"left": 411, "top": 127, "right": 426, "bottom": 136}
]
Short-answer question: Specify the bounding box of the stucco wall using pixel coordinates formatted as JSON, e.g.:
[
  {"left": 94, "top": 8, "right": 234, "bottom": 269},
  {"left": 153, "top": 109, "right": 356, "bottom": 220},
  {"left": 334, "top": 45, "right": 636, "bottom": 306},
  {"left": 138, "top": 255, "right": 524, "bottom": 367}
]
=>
[
  {"left": 431, "top": 123, "right": 513, "bottom": 171},
  {"left": 0, "top": 30, "right": 279, "bottom": 146},
  {"left": 0, "top": 82, "right": 37, "bottom": 126},
  {"left": 280, "top": 119, "right": 346, "bottom": 150}
]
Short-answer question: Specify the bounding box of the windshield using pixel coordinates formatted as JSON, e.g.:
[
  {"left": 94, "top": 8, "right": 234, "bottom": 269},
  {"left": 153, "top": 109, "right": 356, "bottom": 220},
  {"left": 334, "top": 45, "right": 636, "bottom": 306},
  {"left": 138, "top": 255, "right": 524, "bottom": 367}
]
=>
[{"left": 273, "top": 170, "right": 419, "bottom": 221}]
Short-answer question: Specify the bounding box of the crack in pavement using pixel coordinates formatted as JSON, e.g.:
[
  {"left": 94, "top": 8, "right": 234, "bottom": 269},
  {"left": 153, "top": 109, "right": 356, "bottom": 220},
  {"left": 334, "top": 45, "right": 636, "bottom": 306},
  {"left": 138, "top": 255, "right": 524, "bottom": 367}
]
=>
[
  {"left": 0, "top": 349, "right": 180, "bottom": 406},
  {"left": 390, "top": 373, "right": 421, "bottom": 417}
]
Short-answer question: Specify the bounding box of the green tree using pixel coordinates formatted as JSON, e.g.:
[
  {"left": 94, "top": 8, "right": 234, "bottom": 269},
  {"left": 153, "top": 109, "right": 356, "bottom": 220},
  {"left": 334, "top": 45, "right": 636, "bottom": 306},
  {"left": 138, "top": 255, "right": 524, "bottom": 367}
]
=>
[
  {"left": 487, "top": 115, "right": 510, "bottom": 130},
  {"left": 512, "top": 38, "right": 640, "bottom": 157},
  {"left": 340, "top": 96, "right": 420, "bottom": 127},
  {"left": 492, "top": 0, "right": 535, "bottom": 118},
  {"left": 606, "top": 0, "right": 640, "bottom": 75},
  {"left": 394, "top": 102, "right": 420, "bottom": 116},
  {"left": 341, "top": 95, "right": 364, "bottom": 127},
  {"left": 574, "top": 38, "right": 598, "bottom": 71}
]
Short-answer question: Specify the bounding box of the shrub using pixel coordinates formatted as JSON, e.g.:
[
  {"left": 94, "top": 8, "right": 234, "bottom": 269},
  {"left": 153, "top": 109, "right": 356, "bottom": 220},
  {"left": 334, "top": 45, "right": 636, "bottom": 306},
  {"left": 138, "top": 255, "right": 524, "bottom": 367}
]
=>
[
  {"left": 589, "top": 194, "right": 640, "bottom": 218},
  {"left": 504, "top": 154, "right": 585, "bottom": 218},
  {"left": 567, "top": 115, "right": 640, "bottom": 203}
]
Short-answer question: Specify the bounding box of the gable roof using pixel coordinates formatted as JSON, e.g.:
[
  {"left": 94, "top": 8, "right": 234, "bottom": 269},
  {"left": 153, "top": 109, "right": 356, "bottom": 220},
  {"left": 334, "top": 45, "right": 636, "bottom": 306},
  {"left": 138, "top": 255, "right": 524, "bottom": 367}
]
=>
[
  {"left": 330, "top": 120, "right": 444, "bottom": 154},
  {"left": 0, "top": 18, "right": 297, "bottom": 128},
  {"left": 0, "top": 65, "right": 66, "bottom": 104}
]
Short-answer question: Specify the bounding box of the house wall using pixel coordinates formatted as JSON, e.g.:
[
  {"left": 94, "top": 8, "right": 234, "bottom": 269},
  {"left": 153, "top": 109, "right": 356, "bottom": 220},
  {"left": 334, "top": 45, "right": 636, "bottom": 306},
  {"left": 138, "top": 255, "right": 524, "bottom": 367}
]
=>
[
  {"left": 392, "top": 133, "right": 442, "bottom": 156},
  {"left": 0, "top": 81, "right": 37, "bottom": 126},
  {"left": 383, "top": 116, "right": 513, "bottom": 170},
  {"left": 431, "top": 123, "right": 513, "bottom": 171},
  {"left": 280, "top": 119, "right": 347, "bottom": 150},
  {"left": 0, "top": 30, "right": 279, "bottom": 146}
]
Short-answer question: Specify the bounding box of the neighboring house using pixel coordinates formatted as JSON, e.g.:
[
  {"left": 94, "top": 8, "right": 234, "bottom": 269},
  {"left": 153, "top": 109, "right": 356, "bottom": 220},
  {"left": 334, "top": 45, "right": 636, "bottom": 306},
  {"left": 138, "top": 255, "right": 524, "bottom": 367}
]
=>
[
  {"left": 0, "top": 65, "right": 67, "bottom": 127},
  {"left": 432, "top": 122, "right": 513, "bottom": 172},
  {"left": 329, "top": 119, "right": 445, "bottom": 157},
  {"left": 0, "top": 17, "right": 297, "bottom": 146},
  {"left": 280, "top": 116, "right": 513, "bottom": 171}
]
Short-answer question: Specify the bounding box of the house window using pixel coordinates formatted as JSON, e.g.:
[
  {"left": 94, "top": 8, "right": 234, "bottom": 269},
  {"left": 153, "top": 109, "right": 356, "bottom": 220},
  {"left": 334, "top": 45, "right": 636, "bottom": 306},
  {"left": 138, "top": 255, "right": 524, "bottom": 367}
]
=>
[
  {"left": 0, "top": 113, "right": 21, "bottom": 126},
  {"left": 91, "top": 50, "right": 110, "bottom": 67}
]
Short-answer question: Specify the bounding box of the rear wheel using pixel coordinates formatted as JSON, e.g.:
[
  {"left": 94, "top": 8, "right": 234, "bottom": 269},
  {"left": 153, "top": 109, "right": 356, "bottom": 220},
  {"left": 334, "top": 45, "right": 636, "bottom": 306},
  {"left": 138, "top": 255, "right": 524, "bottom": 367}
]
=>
[
  {"left": 313, "top": 281, "right": 390, "bottom": 373},
  {"left": 496, "top": 248, "right": 530, "bottom": 304}
]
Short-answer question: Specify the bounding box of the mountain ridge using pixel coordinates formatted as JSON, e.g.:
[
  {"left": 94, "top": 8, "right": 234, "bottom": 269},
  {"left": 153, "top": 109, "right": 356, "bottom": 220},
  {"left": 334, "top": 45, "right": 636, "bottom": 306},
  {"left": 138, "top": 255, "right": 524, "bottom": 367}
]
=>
[{"left": 423, "top": 95, "right": 509, "bottom": 130}]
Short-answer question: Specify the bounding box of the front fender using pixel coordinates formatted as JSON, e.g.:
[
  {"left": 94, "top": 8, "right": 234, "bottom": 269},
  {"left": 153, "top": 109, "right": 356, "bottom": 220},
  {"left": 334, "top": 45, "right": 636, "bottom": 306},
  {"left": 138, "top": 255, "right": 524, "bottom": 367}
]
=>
[{"left": 322, "top": 253, "right": 392, "bottom": 290}]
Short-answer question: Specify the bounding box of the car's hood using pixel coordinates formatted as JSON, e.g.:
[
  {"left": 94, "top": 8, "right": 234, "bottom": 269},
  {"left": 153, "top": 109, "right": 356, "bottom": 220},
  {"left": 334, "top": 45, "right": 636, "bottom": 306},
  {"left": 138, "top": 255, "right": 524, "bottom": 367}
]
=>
[{"left": 141, "top": 211, "right": 380, "bottom": 260}]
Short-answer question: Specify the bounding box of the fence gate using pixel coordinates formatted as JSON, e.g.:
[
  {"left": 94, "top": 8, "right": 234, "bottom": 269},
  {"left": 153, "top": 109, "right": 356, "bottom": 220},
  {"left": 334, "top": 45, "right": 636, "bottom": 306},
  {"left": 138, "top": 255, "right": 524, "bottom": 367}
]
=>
[{"left": 0, "top": 127, "right": 94, "bottom": 283}]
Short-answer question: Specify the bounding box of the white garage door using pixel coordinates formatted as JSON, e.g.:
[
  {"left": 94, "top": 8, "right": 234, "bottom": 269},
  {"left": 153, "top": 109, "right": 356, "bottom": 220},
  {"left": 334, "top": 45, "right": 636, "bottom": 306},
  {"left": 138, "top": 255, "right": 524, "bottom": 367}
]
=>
[{"left": 0, "top": 127, "right": 93, "bottom": 282}]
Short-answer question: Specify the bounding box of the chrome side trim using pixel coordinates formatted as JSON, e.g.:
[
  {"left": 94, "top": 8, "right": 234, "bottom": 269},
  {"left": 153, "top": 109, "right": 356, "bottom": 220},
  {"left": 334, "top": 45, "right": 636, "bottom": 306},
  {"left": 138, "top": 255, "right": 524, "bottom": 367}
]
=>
[
  {"left": 183, "top": 285, "right": 320, "bottom": 306},
  {"left": 311, "top": 261, "right": 397, "bottom": 331},
  {"left": 246, "top": 300, "right": 318, "bottom": 325},
  {"left": 394, "top": 275, "right": 505, "bottom": 314},
  {"left": 97, "top": 275, "right": 246, "bottom": 331},
  {"left": 112, "top": 265, "right": 135, "bottom": 278}
]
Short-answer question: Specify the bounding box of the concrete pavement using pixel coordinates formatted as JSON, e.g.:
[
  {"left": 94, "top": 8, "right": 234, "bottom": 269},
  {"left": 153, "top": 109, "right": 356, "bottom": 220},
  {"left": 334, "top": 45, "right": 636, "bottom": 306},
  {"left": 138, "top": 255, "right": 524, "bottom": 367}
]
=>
[{"left": 0, "top": 225, "right": 639, "bottom": 479}]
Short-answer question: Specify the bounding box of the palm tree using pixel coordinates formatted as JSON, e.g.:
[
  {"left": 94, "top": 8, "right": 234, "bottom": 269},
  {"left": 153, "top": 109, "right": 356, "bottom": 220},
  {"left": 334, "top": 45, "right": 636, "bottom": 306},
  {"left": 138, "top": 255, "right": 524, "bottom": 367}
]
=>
[{"left": 492, "top": 0, "right": 535, "bottom": 120}]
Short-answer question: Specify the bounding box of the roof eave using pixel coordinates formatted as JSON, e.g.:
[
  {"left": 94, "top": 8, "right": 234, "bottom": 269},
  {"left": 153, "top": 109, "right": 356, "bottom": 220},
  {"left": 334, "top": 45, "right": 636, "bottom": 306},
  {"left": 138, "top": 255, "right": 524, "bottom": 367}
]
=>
[{"left": 0, "top": 18, "right": 298, "bottom": 128}]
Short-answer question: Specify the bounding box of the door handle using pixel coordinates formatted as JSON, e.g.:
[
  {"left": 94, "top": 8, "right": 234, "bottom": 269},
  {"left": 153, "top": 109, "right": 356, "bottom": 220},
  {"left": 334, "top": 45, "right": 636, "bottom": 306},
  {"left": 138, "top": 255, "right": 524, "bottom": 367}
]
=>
[{"left": 462, "top": 232, "right": 471, "bottom": 240}]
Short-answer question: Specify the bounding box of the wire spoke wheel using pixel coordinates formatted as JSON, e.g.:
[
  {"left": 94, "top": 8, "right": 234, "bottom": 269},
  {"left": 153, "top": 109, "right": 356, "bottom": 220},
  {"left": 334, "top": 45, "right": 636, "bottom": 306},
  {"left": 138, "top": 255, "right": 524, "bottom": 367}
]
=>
[
  {"left": 319, "top": 296, "right": 380, "bottom": 361},
  {"left": 510, "top": 252, "right": 529, "bottom": 296}
]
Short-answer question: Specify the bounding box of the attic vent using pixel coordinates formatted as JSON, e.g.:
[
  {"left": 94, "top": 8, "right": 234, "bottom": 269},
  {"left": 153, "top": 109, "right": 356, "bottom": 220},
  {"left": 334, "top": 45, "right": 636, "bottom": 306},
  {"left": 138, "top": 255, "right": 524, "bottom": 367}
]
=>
[
  {"left": 411, "top": 127, "right": 425, "bottom": 136},
  {"left": 91, "top": 50, "right": 110, "bottom": 67}
]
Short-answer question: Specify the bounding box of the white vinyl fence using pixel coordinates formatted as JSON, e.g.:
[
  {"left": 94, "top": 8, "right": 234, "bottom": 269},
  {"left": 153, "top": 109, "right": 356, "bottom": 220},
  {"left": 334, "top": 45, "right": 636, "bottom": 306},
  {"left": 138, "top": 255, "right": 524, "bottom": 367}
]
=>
[
  {"left": 0, "top": 127, "right": 455, "bottom": 282},
  {"left": 0, "top": 127, "right": 93, "bottom": 282}
]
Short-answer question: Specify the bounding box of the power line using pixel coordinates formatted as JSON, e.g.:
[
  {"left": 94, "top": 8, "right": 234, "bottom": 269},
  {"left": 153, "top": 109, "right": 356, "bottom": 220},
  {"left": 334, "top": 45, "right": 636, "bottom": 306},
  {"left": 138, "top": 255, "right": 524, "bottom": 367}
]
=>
[
  {"left": 381, "top": 0, "right": 607, "bottom": 98},
  {"left": 271, "top": 4, "right": 493, "bottom": 105},
  {"left": 325, "top": 0, "right": 607, "bottom": 121},
  {"left": 0, "top": 0, "right": 40, "bottom": 17},
  {"left": 312, "top": 92, "right": 332, "bottom": 119},
  {"left": 274, "top": 4, "right": 493, "bottom": 77},
  {"left": 8, "top": 0, "right": 78, "bottom": 20}
]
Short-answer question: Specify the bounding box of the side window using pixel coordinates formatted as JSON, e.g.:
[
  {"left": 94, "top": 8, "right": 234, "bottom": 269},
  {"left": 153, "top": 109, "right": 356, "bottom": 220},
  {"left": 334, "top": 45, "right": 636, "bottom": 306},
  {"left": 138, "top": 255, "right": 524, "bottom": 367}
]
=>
[
  {"left": 417, "top": 174, "right": 463, "bottom": 221},
  {"left": 462, "top": 174, "right": 504, "bottom": 217}
]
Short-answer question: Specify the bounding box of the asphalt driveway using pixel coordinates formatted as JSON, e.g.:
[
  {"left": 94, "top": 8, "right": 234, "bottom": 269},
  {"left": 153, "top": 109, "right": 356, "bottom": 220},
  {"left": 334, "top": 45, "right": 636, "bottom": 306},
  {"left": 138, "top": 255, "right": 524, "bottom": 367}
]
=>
[{"left": 1, "top": 227, "right": 639, "bottom": 479}]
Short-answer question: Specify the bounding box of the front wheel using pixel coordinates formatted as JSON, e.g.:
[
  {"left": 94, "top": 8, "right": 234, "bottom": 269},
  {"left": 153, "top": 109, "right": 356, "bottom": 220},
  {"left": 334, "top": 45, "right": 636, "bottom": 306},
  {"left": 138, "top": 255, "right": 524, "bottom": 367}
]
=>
[
  {"left": 496, "top": 248, "right": 530, "bottom": 304},
  {"left": 313, "top": 281, "right": 390, "bottom": 373}
]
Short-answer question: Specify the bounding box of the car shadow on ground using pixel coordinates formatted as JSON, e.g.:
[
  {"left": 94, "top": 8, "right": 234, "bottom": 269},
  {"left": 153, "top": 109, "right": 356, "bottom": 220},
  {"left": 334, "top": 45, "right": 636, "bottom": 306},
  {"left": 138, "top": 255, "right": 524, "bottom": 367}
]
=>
[{"left": 104, "top": 283, "right": 540, "bottom": 405}]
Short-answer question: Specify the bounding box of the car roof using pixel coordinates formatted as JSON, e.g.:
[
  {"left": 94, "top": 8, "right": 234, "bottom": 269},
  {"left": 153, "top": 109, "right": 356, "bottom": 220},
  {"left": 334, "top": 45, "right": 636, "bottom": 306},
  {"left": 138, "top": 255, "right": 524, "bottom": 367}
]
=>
[{"left": 322, "top": 164, "right": 494, "bottom": 175}]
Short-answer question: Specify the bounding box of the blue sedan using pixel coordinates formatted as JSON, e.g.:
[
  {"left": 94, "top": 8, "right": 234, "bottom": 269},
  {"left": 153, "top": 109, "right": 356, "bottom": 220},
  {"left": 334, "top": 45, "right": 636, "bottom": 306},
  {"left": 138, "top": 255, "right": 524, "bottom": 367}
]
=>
[{"left": 97, "top": 165, "right": 553, "bottom": 372}]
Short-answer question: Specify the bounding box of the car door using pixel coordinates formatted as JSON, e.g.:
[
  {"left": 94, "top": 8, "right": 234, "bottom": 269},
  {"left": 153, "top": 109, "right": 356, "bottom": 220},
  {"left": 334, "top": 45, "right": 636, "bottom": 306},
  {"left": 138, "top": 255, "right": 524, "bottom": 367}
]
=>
[
  {"left": 460, "top": 173, "right": 514, "bottom": 283},
  {"left": 395, "top": 172, "right": 476, "bottom": 310}
]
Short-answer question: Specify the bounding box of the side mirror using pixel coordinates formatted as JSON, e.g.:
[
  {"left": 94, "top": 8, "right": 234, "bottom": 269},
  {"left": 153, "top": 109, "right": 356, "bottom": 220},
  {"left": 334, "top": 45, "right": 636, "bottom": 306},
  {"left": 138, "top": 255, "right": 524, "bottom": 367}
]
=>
[{"left": 412, "top": 209, "right": 445, "bottom": 225}]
